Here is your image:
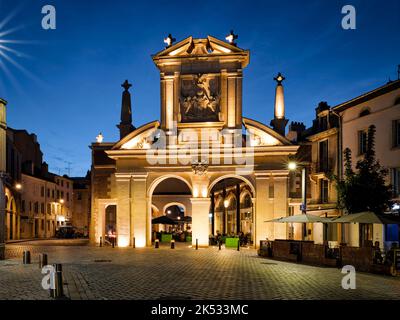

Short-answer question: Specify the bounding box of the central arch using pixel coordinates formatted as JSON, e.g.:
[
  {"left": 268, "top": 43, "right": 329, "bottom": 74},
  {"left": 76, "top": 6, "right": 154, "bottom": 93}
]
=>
[
  {"left": 148, "top": 175, "right": 193, "bottom": 244},
  {"left": 208, "top": 174, "right": 255, "bottom": 197}
]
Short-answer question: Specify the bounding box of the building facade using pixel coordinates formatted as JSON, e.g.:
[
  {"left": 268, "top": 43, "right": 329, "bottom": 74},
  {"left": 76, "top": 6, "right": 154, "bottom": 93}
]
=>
[
  {"left": 334, "top": 79, "right": 400, "bottom": 248},
  {"left": 71, "top": 175, "right": 91, "bottom": 236},
  {"left": 91, "top": 35, "right": 300, "bottom": 248}
]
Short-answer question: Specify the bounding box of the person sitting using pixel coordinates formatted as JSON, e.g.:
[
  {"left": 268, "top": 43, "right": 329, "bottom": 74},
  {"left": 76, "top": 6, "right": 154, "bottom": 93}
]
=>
[{"left": 373, "top": 241, "right": 383, "bottom": 264}]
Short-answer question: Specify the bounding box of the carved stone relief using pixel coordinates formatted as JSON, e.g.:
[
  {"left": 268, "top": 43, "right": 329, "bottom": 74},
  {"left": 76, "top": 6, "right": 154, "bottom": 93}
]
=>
[{"left": 179, "top": 74, "right": 221, "bottom": 123}]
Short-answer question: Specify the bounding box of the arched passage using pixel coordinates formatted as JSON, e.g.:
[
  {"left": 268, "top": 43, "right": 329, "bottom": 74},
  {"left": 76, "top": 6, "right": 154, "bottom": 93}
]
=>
[
  {"left": 209, "top": 176, "right": 255, "bottom": 245},
  {"left": 148, "top": 176, "right": 192, "bottom": 243}
]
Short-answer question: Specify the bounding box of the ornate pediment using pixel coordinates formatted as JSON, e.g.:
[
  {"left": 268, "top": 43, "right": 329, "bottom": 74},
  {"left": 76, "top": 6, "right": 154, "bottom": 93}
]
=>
[{"left": 152, "top": 36, "right": 249, "bottom": 67}]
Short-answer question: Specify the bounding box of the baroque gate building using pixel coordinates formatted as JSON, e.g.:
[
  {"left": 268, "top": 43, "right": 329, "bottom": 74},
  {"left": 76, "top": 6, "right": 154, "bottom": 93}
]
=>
[{"left": 90, "top": 35, "right": 299, "bottom": 248}]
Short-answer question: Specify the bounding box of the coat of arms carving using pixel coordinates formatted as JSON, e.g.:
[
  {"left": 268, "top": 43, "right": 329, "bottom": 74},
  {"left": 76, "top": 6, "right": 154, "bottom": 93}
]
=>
[{"left": 179, "top": 74, "right": 221, "bottom": 123}]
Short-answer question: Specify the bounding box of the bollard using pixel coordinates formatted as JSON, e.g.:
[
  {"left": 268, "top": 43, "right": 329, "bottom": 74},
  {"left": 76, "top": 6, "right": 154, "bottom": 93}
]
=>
[
  {"left": 170, "top": 239, "right": 175, "bottom": 249},
  {"left": 132, "top": 237, "right": 135, "bottom": 248},
  {"left": 219, "top": 241, "right": 221, "bottom": 251},
  {"left": 237, "top": 240, "right": 240, "bottom": 251},
  {"left": 23, "top": 251, "right": 31, "bottom": 264},
  {"left": 155, "top": 239, "right": 159, "bottom": 249},
  {"left": 99, "top": 236, "right": 102, "bottom": 247},
  {"left": 54, "top": 263, "right": 64, "bottom": 298},
  {"left": 196, "top": 239, "right": 198, "bottom": 250},
  {"left": 39, "top": 253, "right": 48, "bottom": 269},
  {"left": 50, "top": 263, "right": 64, "bottom": 299}
]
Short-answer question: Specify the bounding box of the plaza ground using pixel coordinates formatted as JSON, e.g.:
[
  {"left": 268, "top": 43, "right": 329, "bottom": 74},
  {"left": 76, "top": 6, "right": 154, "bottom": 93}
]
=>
[{"left": 1, "top": 239, "right": 399, "bottom": 300}]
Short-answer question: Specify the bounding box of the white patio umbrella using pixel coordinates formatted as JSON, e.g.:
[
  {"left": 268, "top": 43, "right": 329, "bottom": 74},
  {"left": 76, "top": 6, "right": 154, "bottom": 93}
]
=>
[
  {"left": 332, "top": 211, "right": 400, "bottom": 224},
  {"left": 265, "top": 214, "right": 333, "bottom": 223}
]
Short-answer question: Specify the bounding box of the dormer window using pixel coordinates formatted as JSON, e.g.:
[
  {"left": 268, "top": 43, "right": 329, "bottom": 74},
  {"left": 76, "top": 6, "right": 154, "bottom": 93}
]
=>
[{"left": 359, "top": 108, "right": 370, "bottom": 117}]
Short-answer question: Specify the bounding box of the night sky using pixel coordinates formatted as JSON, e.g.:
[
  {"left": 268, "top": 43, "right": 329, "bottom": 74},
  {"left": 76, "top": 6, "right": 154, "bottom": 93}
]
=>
[{"left": 0, "top": 0, "right": 399, "bottom": 176}]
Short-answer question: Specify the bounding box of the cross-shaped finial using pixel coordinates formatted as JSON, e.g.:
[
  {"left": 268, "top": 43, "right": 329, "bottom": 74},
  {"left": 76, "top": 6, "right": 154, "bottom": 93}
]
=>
[
  {"left": 164, "top": 34, "right": 176, "bottom": 48},
  {"left": 121, "top": 80, "right": 132, "bottom": 91},
  {"left": 225, "top": 30, "right": 238, "bottom": 46},
  {"left": 274, "top": 72, "right": 285, "bottom": 85}
]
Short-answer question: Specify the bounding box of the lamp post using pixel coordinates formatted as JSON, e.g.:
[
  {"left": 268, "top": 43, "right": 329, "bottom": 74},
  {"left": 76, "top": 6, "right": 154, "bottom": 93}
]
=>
[{"left": 288, "top": 161, "right": 308, "bottom": 240}]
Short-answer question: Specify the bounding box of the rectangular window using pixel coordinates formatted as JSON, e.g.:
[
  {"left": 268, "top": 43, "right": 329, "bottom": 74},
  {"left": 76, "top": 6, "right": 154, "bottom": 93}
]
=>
[
  {"left": 41, "top": 186, "right": 45, "bottom": 197},
  {"left": 41, "top": 219, "right": 44, "bottom": 230},
  {"left": 21, "top": 200, "right": 25, "bottom": 213},
  {"left": 41, "top": 203, "right": 45, "bottom": 214},
  {"left": 67, "top": 182, "right": 69, "bottom": 188},
  {"left": 320, "top": 179, "right": 329, "bottom": 203},
  {"left": 358, "top": 130, "right": 368, "bottom": 155},
  {"left": 52, "top": 190, "right": 55, "bottom": 199},
  {"left": 77, "top": 192, "right": 82, "bottom": 201},
  {"left": 34, "top": 202, "right": 39, "bottom": 214},
  {"left": 67, "top": 192, "right": 69, "bottom": 202},
  {"left": 319, "top": 140, "right": 329, "bottom": 172},
  {"left": 393, "top": 119, "right": 400, "bottom": 148},
  {"left": 61, "top": 180, "right": 64, "bottom": 187},
  {"left": 47, "top": 188, "right": 50, "bottom": 198},
  {"left": 392, "top": 168, "right": 400, "bottom": 197},
  {"left": 47, "top": 203, "right": 51, "bottom": 215},
  {"left": 57, "top": 190, "right": 60, "bottom": 199}
]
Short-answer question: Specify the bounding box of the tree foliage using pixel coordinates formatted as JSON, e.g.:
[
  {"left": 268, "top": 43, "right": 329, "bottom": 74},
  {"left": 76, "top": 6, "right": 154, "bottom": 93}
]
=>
[{"left": 336, "top": 125, "right": 392, "bottom": 214}]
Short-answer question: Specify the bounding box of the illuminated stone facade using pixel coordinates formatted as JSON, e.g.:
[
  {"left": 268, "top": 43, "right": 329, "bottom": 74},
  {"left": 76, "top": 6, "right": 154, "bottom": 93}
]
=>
[{"left": 91, "top": 36, "right": 299, "bottom": 248}]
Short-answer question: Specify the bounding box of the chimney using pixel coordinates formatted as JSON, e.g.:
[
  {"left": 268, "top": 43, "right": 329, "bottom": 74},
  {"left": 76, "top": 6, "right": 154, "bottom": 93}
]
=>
[
  {"left": 287, "top": 121, "right": 306, "bottom": 142},
  {"left": 270, "top": 73, "right": 288, "bottom": 136},
  {"left": 117, "top": 80, "right": 135, "bottom": 139}
]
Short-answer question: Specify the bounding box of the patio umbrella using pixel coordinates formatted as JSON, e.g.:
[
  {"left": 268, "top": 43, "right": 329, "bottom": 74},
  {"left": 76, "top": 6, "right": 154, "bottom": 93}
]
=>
[
  {"left": 265, "top": 214, "right": 333, "bottom": 223},
  {"left": 182, "top": 216, "right": 192, "bottom": 223},
  {"left": 332, "top": 211, "right": 400, "bottom": 224},
  {"left": 152, "top": 215, "right": 178, "bottom": 225}
]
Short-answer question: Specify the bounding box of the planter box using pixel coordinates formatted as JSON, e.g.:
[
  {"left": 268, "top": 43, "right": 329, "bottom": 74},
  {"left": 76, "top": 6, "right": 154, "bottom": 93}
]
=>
[
  {"left": 161, "top": 234, "right": 173, "bottom": 243},
  {"left": 225, "top": 237, "right": 239, "bottom": 248}
]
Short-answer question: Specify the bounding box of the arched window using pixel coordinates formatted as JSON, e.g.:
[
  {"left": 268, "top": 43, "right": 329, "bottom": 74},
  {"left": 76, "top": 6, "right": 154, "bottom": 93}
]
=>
[{"left": 359, "top": 108, "right": 370, "bottom": 117}]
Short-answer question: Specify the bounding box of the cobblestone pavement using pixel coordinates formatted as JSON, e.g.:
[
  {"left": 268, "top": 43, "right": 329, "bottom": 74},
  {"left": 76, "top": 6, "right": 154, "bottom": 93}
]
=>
[{"left": 1, "top": 240, "right": 400, "bottom": 300}]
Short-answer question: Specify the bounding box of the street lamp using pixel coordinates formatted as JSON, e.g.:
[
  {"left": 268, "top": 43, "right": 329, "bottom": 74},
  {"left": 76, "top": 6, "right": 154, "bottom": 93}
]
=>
[
  {"left": 288, "top": 161, "right": 308, "bottom": 240},
  {"left": 15, "top": 183, "right": 22, "bottom": 190}
]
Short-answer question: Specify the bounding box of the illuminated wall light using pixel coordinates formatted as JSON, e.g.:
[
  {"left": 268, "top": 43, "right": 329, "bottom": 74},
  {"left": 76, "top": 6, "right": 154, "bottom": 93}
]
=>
[
  {"left": 134, "top": 236, "right": 146, "bottom": 248},
  {"left": 15, "top": 183, "right": 22, "bottom": 190},
  {"left": 224, "top": 199, "right": 229, "bottom": 208},
  {"left": 193, "top": 186, "right": 199, "bottom": 197},
  {"left": 118, "top": 236, "right": 130, "bottom": 248},
  {"left": 201, "top": 187, "right": 208, "bottom": 198}
]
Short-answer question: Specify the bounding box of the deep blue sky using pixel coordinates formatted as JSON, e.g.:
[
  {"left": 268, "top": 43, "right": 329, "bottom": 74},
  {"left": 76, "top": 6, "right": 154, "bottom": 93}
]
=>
[{"left": 0, "top": 0, "right": 399, "bottom": 176}]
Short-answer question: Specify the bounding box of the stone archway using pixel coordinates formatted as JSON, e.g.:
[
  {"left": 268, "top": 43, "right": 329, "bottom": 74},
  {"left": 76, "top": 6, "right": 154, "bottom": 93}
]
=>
[
  {"left": 209, "top": 175, "right": 255, "bottom": 244},
  {"left": 148, "top": 176, "right": 192, "bottom": 244}
]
